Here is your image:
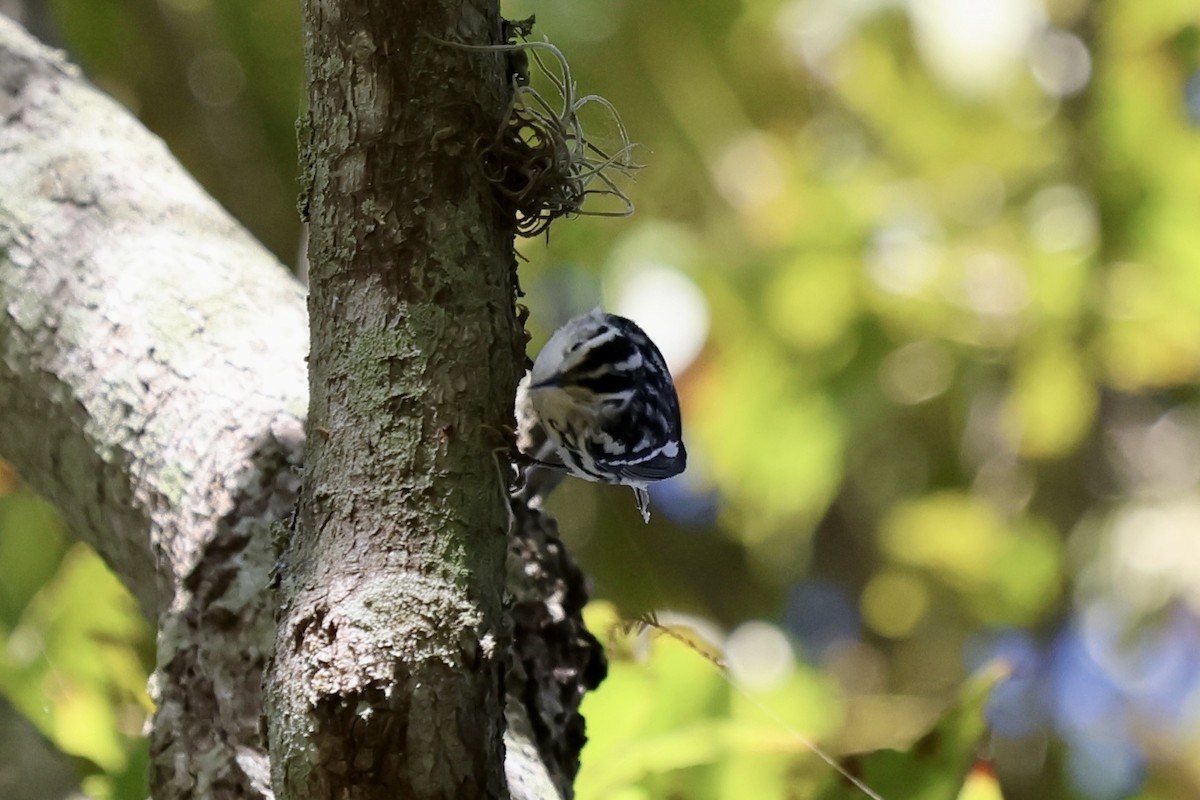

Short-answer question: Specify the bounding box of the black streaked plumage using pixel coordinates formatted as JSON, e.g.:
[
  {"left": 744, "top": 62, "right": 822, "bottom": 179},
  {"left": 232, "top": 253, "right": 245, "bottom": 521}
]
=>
[{"left": 520, "top": 309, "right": 687, "bottom": 521}]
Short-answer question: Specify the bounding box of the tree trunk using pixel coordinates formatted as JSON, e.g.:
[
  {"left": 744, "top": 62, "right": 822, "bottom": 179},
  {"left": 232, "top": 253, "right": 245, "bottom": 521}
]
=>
[{"left": 262, "top": 0, "right": 523, "bottom": 797}]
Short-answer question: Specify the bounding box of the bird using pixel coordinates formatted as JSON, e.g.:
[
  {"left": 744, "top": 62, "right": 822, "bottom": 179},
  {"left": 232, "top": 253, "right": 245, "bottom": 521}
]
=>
[{"left": 515, "top": 309, "right": 686, "bottom": 522}]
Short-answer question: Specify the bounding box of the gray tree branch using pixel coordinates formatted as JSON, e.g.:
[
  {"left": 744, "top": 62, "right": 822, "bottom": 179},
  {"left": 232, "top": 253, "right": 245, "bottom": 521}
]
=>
[{"left": 0, "top": 13, "right": 306, "bottom": 797}]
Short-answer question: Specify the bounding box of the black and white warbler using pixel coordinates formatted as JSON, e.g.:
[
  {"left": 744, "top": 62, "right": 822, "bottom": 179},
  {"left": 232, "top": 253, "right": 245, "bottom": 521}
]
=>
[{"left": 516, "top": 309, "right": 687, "bottom": 522}]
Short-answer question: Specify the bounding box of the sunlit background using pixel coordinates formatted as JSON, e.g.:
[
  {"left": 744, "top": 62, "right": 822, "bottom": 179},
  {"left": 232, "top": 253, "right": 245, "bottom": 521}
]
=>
[{"left": 3, "top": 0, "right": 1200, "bottom": 797}]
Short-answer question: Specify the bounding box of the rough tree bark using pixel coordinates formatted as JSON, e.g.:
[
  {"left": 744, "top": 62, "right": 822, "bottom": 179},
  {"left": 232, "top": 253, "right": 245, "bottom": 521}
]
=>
[
  {"left": 263, "top": 0, "right": 525, "bottom": 797},
  {"left": 0, "top": 8, "right": 605, "bottom": 800}
]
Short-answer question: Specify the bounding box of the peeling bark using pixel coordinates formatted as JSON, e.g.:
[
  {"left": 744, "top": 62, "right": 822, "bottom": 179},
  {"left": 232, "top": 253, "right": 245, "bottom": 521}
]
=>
[{"left": 504, "top": 499, "right": 607, "bottom": 799}]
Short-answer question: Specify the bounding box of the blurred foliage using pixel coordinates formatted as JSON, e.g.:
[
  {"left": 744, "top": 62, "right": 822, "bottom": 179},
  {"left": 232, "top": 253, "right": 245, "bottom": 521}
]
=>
[
  {"left": 0, "top": 464, "right": 152, "bottom": 799},
  {"left": 4, "top": 0, "right": 1200, "bottom": 797},
  {"left": 811, "top": 661, "right": 1005, "bottom": 800},
  {"left": 579, "top": 603, "right": 846, "bottom": 800}
]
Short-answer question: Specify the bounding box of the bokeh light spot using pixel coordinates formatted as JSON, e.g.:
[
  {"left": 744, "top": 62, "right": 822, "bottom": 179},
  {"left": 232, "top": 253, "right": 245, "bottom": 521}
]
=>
[
  {"left": 713, "top": 131, "right": 787, "bottom": 211},
  {"left": 907, "top": 0, "right": 1044, "bottom": 96},
  {"left": 1001, "top": 341, "right": 1096, "bottom": 458},
  {"left": 861, "top": 571, "right": 929, "bottom": 638},
  {"left": 1030, "top": 28, "right": 1092, "bottom": 97},
  {"left": 613, "top": 263, "right": 710, "bottom": 376},
  {"left": 726, "top": 620, "right": 796, "bottom": 690},
  {"left": 879, "top": 339, "right": 954, "bottom": 405},
  {"left": 867, "top": 211, "right": 943, "bottom": 296},
  {"left": 765, "top": 256, "right": 858, "bottom": 350},
  {"left": 1027, "top": 184, "right": 1098, "bottom": 253}
]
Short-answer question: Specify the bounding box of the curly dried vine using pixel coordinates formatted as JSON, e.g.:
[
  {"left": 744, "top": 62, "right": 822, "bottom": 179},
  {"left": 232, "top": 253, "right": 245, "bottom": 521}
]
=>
[{"left": 429, "top": 26, "right": 638, "bottom": 237}]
